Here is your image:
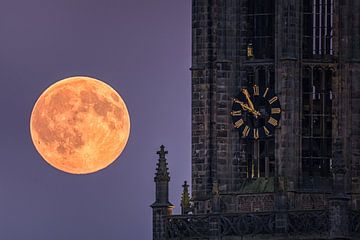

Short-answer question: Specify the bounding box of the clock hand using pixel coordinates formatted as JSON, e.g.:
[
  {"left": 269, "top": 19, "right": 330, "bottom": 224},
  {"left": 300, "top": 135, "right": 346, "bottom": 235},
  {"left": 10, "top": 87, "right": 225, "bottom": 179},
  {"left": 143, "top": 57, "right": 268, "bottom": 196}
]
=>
[
  {"left": 234, "top": 99, "right": 261, "bottom": 118},
  {"left": 243, "top": 104, "right": 261, "bottom": 118},
  {"left": 242, "top": 89, "right": 255, "bottom": 111}
]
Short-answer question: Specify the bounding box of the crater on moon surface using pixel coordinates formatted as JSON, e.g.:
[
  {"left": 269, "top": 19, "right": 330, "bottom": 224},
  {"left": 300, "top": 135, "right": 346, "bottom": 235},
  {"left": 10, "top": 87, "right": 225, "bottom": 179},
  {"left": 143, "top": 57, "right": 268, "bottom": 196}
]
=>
[{"left": 30, "top": 76, "right": 130, "bottom": 174}]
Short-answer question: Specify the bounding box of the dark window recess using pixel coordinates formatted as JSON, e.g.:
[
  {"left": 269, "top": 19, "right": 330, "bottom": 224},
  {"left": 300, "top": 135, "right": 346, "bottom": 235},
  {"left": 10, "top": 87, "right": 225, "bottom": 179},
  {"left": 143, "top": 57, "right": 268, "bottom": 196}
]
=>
[
  {"left": 245, "top": 66, "right": 274, "bottom": 88},
  {"left": 303, "top": 0, "right": 334, "bottom": 58},
  {"left": 245, "top": 67, "right": 255, "bottom": 87},
  {"left": 301, "top": 67, "right": 333, "bottom": 178},
  {"left": 245, "top": 0, "right": 275, "bottom": 59}
]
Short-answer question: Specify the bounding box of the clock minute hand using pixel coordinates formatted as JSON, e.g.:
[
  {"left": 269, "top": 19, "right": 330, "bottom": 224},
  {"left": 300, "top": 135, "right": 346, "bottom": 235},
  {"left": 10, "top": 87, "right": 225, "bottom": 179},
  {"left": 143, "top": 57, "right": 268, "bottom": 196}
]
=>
[
  {"left": 242, "top": 89, "right": 255, "bottom": 111},
  {"left": 235, "top": 100, "right": 261, "bottom": 118}
]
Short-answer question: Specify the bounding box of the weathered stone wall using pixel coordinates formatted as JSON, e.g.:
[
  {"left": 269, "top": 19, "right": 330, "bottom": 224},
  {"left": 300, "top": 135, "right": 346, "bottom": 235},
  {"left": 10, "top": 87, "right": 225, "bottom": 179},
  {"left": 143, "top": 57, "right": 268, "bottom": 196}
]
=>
[
  {"left": 191, "top": 0, "right": 215, "bottom": 212},
  {"left": 348, "top": 0, "right": 360, "bottom": 198},
  {"left": 213, "top": 0, "right": 241, "bottom": 195},
  {"left": 332, "top": 0, "right": 360, "bottom": 198},
  {"left": 274, "top": 0, "right": 301, "bottom": 187},
  {"left": 192, "top": 0, "right": 243, "bottom": 213}
]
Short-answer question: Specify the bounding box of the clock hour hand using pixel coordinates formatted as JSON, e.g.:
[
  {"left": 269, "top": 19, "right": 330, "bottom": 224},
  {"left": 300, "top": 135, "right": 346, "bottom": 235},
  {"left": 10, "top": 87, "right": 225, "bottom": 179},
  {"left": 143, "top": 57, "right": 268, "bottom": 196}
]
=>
[
  {"left": 243, "top": 103, "right": 261, "bottom": 118},
  {"left": 234, "top": 99, "right": 261, "bottom": 118},
  {"left": 242, "top": 89, "right": 255, "bottom": 111}
]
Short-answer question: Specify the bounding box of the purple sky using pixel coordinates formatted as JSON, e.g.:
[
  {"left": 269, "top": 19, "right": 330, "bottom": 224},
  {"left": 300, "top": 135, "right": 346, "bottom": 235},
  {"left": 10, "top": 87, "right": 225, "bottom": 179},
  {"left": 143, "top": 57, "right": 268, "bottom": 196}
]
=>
[{"left": 0, "top": 1, "right": 191, "bottom": 239}]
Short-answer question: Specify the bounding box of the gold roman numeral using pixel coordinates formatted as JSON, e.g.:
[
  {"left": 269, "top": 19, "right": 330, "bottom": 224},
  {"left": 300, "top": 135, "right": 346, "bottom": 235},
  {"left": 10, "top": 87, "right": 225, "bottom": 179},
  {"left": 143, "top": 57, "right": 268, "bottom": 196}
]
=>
[
  {"left": 234, "top": 119, "right": 244, "bottom": 128},
  {"left": 263, "top": 87, "right": 269, "bottom": 97},
  {"left": 263, "top": 126, "right": 270, "bottom": 136},
  {"left": 231, "top": 110, "right": 242, "bottom": 116},
  {"left": 253, "top": 128, "right": 259, "bottom": 139},
  {"left": 242, "top": 125, "right": 250, "bottom": 137},
  {"left": 253, "top": 85, "right": 259, "bottom": 96},
  {"left": 268, "top": 117, "right": 278, "bottom": 126},
  {"left": 269, "top": 96, "right": 278, "bottom": 104},
  {"left": 271, "top": 108, "right": 281, "bottom": 114}
]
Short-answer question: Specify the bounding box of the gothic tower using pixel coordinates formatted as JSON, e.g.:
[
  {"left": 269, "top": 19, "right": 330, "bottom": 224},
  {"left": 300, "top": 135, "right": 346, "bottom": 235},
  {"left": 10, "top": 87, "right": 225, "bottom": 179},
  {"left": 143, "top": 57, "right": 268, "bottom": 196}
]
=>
[
  {"left": 154, "top": 0, "right": 360, "bottom": 239},
  {"left": 151, "top": 145, "right": 173, "bottom": 240}
]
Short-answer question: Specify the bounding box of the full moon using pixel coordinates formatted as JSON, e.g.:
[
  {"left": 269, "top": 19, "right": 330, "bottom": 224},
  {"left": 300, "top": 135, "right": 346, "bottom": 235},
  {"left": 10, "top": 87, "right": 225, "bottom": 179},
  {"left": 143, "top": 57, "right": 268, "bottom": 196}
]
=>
[{"left": 30, "top": 76, "right": 130, "bottom": 174}]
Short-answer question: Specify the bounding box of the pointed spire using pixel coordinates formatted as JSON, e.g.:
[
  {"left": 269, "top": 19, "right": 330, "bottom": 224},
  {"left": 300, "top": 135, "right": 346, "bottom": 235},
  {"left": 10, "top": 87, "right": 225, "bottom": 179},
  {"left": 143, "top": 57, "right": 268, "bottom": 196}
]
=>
[
  {"left": 151, "top": 145, "right": 174, "bottom": 240},
  {"left": 154, "top": 145, "right": 170, "bottom": 182},
  {"left": 181, "top": 181, "right": 191, "bottom": 214}
]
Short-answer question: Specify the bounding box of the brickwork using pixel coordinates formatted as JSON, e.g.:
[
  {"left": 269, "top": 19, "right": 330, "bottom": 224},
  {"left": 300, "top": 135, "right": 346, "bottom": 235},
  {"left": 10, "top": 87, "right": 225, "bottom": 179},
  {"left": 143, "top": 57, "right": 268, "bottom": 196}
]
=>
[
  {"left": 352, "top": 63, "right": 360, "bottom": 191},
  {"left": 290, "top": 192, "right": 329, "bottom": 210},
  {"left": 191, "top": 0, "right": 244, "bottom": 212},
  {"left": 349, "top": 0, "right": 360, "bottom": 196},
  {"left": 191, "top": 0, "right": 215, "bottom": 209},
  {"left": 275, "top": 0, "right": 301, "bottom": 186},
  {"left": 235, "top": 194, "right": 274, "bottom": 212}
]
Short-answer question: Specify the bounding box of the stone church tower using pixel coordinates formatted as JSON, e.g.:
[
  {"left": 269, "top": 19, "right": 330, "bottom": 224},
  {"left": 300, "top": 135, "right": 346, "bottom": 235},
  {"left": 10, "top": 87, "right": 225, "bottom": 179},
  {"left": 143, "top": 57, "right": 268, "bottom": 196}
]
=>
[{"left": 152, "top": 0, "right": 360, "bottom": 239}]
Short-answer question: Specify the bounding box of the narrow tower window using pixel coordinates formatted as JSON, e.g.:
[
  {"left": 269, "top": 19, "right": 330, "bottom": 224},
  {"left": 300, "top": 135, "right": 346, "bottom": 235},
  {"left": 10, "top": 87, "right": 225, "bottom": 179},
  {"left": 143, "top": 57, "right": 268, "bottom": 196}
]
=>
[
  {"left": 245, "top": 0, "right": 275, "bottom": 59},
  {"left": 301, "top": 67, "right": 332, "bottom": 181},
  {"left": 303, "top": 0, "right": 334, "bottom": 57}
]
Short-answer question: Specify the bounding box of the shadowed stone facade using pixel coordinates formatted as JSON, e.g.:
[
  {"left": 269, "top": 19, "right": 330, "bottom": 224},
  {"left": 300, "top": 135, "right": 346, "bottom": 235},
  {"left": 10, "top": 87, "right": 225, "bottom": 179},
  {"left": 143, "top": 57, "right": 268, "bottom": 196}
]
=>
[{"left": 152, "top": 0, "right": 360, "bottom": 239}]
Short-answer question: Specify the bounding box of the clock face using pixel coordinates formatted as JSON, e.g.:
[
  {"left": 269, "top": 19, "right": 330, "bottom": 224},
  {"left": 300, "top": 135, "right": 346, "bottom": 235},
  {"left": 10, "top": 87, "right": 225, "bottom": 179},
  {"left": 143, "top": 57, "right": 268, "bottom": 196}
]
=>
[{"left": 231, "top": 85, "right": 281, "bottom": 139}]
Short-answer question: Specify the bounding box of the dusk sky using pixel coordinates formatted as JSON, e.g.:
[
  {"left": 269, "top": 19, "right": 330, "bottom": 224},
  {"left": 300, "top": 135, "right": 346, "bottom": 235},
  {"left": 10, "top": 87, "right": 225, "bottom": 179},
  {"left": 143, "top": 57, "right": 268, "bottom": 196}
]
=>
[{"left": 0, "top": 1, "right": 191, "bottom": 239}]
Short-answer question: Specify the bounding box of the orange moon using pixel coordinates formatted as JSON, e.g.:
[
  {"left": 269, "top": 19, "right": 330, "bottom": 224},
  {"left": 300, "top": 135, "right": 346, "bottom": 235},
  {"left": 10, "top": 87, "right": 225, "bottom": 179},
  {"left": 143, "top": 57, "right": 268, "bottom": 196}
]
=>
[{"left": 30, "top": 76, "right": 130, "bottom": 174}]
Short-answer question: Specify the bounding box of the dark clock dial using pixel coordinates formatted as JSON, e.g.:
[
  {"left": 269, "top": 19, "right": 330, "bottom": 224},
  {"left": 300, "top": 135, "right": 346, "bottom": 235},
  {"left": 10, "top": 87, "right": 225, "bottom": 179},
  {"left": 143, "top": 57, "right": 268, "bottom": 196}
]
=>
[{"left": 231, "top": 85, "right": 281, "bottom": 139}]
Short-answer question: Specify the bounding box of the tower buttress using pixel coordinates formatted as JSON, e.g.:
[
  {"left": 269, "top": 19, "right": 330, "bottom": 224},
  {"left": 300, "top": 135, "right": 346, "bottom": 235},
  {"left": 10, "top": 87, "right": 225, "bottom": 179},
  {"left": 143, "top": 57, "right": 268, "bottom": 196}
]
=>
[
  {"left": 329, "top": 139, "right": 350, "bottom": 239},
  {"left": 151, "top": 145, "right": 173, "bottom": 240}
]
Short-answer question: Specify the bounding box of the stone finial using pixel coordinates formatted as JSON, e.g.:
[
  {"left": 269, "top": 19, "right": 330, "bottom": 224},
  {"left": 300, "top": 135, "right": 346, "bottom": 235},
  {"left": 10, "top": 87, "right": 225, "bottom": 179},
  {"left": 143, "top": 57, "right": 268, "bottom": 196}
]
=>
[
  {"left": 154, "top": 145, "right": 170, "bottom": 182},
  {"left": 157, "top": 145, "right": 168, "bottom": 159},
  {"left": 181, "top": 181, "right": 191, "bottom": 214}
]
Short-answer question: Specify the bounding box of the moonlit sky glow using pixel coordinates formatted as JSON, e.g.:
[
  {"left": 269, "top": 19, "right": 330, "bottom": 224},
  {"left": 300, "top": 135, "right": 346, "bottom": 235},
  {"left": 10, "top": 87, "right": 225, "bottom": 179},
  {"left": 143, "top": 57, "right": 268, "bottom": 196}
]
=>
[{"left": 0, "top": 1, "right": 191, "bottom": 239}]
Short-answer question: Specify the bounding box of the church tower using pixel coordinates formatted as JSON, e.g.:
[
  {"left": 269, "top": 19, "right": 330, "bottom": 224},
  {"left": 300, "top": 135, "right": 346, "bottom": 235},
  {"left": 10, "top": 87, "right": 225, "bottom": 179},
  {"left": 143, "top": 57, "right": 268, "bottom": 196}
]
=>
[{"left": 154, "top": 0, "right": 360, "bottom": 239}]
